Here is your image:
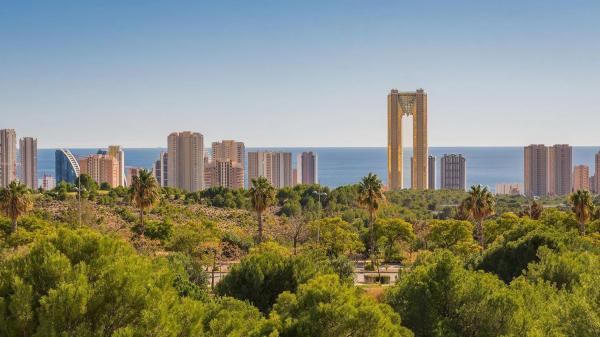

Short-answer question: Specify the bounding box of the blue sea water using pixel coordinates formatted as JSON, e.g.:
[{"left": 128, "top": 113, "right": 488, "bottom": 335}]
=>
[{"left": 37, "top": 147, "right": 600, "bottom": 191}]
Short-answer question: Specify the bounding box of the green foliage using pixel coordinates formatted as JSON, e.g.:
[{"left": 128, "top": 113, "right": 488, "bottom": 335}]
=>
[
  {"left": 477, "top": 227, "right": 564, "bottom": 283},
  {"left": 265, "top": 274, "right": 413, "bottom": 337},
  {"left": 133, "top": 219, "right": 174, "bottom": 241},
  {"left": 385, "top": 250, "right": 516, "bottom": 337},
  {"left": 187, "top": 186, "right": 249, "bottom": 209},
  {"left": 374, "top": 218, "right": 416, "bottom": 262},
  {"left": 309, "top": 217, "right": 363, "bottom": 257}
]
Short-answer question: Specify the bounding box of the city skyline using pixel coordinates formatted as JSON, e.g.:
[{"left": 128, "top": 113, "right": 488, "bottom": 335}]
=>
[{"left": 2, "top": 1, "right": 600, "bottom": 148}]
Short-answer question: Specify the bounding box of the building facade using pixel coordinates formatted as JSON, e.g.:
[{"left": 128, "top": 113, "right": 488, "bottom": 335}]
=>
[
  {"left": 524, "top": 144, "right": 549, "bottom": 197},
  {"left": 0, "top": 129, "right": 17, "bottom": 187},
  {"left": 55, "top": 149, "right": 80, "bottom": 184},
  {"left": 19, "top": 137, "right": 37, "bottom": 189},
  {"left": 153, "top": 151, "right": 168, "bottom": 187},
  {"left": 79, "top": 154, "right": 120, "bottom": 187},
  {"left": 41, "top": 174, "right": 56, "bottom": 191},
  {"left": 167, "top": 132, "right": 204, "bottom": 192},
  {"left": 572, "top": 165, "right": 590, "bottom": 192},
  {"left": 212, "top": 140, "right": 245, "bottom": 164},
  {"left": 204, "top": 160, "right": 245, "bottom": 189},
  {"left": 548, "top": 144, "right": 572, "bottom": 196},
  {"left": 108, "top": 145, "right": 125, "bottom": 187},
  {"left": 297, "top": 151, "right": 318, "bottom": 185},
  {"left": 248, "top": 151, "right": 293, "bottom": 188},
  {"left": 428, "top": 155, "right": 436, "bottom": 190},
  {"left": 495, "top": 183, "right": 523, "bottom": 195},
  {"left": 440, "top": 154, "right": 466, "bottom": 190},
  {"left": 388, "top": 89, "right": 428, "bottom": 190}
]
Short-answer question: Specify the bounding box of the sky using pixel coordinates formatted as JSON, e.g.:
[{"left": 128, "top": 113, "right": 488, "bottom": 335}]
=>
[{"left": 1, "top": 0, "right": 599, "bottom": 148}]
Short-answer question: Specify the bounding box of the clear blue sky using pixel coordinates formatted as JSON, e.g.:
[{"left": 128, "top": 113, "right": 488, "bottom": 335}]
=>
[{"left": 1, "top": 1, "right": 599, "bottom": 148}]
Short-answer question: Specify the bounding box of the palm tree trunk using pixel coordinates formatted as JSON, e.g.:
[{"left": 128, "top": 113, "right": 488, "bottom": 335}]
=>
[
  {"left": 257, "top": 210, "right": 263, "bottom": 243},
  {"left": 211, "top": 250, "right": 217, "bottom": 289},
  {"left": 579, "top": 220, "right": 585, "bottom": 236},
  {"left": 11, "top": 216, "right": 17, "bottom": 233},
  {"left": 369, "top": 211, "right": 375, "bottom": 256},
  {"left": 477, "top": 220, "right": 485, "bottom": 249},
  {"left": 139, "top": 207, "right": 145, "bottom": 234}
]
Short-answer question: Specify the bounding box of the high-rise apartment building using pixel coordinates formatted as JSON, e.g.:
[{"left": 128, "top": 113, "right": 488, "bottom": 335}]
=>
[
  {"left": 248, "top": 151, "right": 293, "bottom": 188},
  {"left": 167, "top": 132, "right": 204, "bottom": 192},
  {"left": 19, "top": 137, "right": 37, "bottom": 189},
  {"left": 209, "top": 140, "right": 245, "bottom": 188},
  {"left": 55, "top": 149, "right": 80, "bottom": 184},
  {"left": 41, "top": 174, "right": 56, "bottom": 191},
  {"left": 126, "top": 167, "right": 140, "bottom": 185},
  {"left": 428, "top": 156, "right": 436, "bottom": 190},
  {"left": 108, "top": 145, "right": 125, "bottom": 187},
  {"left": 204, "top": 160, "right": 245, "bottom": 189},
  {"left": 548, "top": 144, "right": 572, "bottom": 196},
  {"left": 440, "top": 154, "right": 466, "bottom": 190},
  {"left": 79, "top": 153, "right": 120, "bottom": 187},
  {"left": 495, "top": 183, "right": 523, "bottom": 195},
  {"left": 297, "top": 151, "right": 318, "bottom": 185},
  {"left": 212, "top": 140, "right": 245, "bottom": 164},
  {"left": 524, "top": 145, "right": 549, "bottom": 197},
  {"left": 153, "top": 152, "right": 168, "bottom": 187},
  {"left": 0, "top": 129, "right": 17, "bottom": 187},
  {"left": 572, "top": 165, "right": 590, "bottom": 192},
  {"left": 388, "top": 89, "right": 428, "bottom": 190}
]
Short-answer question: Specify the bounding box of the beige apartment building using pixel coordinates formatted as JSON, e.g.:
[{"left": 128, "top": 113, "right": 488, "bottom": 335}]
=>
[
  {"left": 572, "top": 165, "right": 590, "bottom": 192},
  {"left": 248, "top": 151, "right": 292, "bottom": 188},
  {"left": 428, "top": 155, "right": 436, "bottom": 190},
  {"left": 524, "top": 144, "right": 549, "bottom": 197},
  {"left": 495, "top": 183, "right": 523, "bottom": 195},
  {"left": 167, "top": 132, "right": 204, "bottom": 192},
  {"left": 0, "top": 129, "right": 17, "bottom": 188},
  {"left": 297, "top": 151, "right": 318, "bottom": 185},
  {"left": 204, "top": 160, "right": 244, "bottom": 189},
  {"left": 206, "top": 140, "right": 245, "bottom": 189},
  {"left": 388, "top": 89, "right": 428, "bottom": 190},
  {"left": 108, "top": 145, "right": 125, "bottom": 187},
  {"left": 19, "top": 137, "right": 37, "bottom": 189},
  {"left": 79, "top": 154, "right": 120, "bottom": 187},
  {"left": 548, "top": 144, "right": 572, "bottom": 196}
]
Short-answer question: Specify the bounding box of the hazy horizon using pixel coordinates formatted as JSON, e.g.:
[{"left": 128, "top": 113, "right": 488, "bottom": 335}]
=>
[{"left": 2, "top": 1, "right": 600, "bottom": 148}]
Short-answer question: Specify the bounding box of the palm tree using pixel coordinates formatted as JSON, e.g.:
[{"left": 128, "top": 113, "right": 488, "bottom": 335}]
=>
[
  {"left": 0, "top": 181, "right": 33, "bottom": 233},
  {"left": 249, "top": 176, "right": 275, "bottom": 243},
  {"left": 130, "top": 169, "right": 160, "bottom": 234},
  {"left": 461, "top": 185, "right": 495, "bottom": 249},
  {"left": 569, "top": 190, "right": 594, "bottom": 235},
  {"left": 524, "top": 200, "right": 544, "bottom": 220},
  {"left": 358, "top": 173, "right": 385, "bottom": 257}
]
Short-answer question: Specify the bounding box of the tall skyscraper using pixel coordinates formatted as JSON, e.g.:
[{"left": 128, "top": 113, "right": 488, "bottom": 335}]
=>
[
  {"left": 548, "top": 144, "right": 572, "bottom": 196},
  {"left": 297, "top": 151, "right": 318, "bottom": 185},
  {"left": 495, "top": 183, "right": 523, "bottom": 195},
  {"left": 153, "top": 151, "right": 168, "bottom": 187},
  {"left": 440, "top": 154, "right": 466, "bottom": 190},
  {"left": 572, "top": 165, "right": 590, "bottom": 192},
  {"left": 79, "top": 153, "right": 120, "bottom": 187},
  {"left": 524, "top": 144, "right": 549, "bottom": 197},
  {"left": 0, "top": 129, "right": 17, "bottom": 187},
  {"left": 388, "top": 89, "right": 428, "bottom": 190},
  {"left": 428, "top": 155, "right": 436, "bottom": 190},
  {"left": 19, "top": 137, "right": 37, "bottom": 189},
  {"left": 248, "top": 151, "right": 293, "bottom": 188},
  {"left": 212, "top": 140, "right": 245, "bottom": 164},
  {"left": 167, "top": 131, "right": 204, "bottom": 192},
  {"left": 595, "top": 151, "right": 600, "bottom": 193},
  {"left": 108, "top": 145, "right": 125, "bottom": 187},
  {"left": 55, "top": 149, "right": 80, "bottom": 184},
  {"left": 205, "top": 160, "right": 245, "bottom": 189},
  {"left": 41, "top": 174, "right": 56, "bottom": 191},
  {"left": 209, "top": 140, "right": 245, "bottom": 188}
]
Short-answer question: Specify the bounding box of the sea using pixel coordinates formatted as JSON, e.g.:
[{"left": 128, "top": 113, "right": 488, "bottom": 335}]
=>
[{"left": 38, "top": 147, "right": 600, "bottom": 191}]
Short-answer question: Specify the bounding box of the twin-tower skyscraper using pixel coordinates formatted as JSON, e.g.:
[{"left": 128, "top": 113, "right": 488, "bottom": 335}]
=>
[{"left": 387, "top": 88, "right": 429, "bottom": 190}]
